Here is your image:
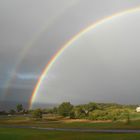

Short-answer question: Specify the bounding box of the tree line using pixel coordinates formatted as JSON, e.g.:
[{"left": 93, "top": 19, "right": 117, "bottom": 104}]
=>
[
  {"left": 0, "top": 102, "right": 137, "bottom": 122},
  {"left": 43, "top": 102, "right": 134, "bottom": 121}
]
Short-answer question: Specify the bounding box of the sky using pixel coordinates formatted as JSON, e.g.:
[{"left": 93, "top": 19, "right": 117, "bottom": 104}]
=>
[{"left": 1, "top": 0, "right": 140, "bottom": 109}]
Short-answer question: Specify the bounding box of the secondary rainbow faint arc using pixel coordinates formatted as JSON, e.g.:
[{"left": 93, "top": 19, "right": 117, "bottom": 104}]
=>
[
  {"left": 29, "top": 6, "right": 140, "bottom": 109},
  {"left": 3, "top": 0, "right": 80, "bottom": 101}
]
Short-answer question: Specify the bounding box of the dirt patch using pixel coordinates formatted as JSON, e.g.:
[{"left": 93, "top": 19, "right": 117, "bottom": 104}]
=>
[{"left": 62, "top": 119, "right": 112, "bottom": 123}]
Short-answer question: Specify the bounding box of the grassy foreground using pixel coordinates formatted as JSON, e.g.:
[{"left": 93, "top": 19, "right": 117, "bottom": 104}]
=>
[
  {"left": 1, "top": 127, "right": 140, "bottom": 140},
  {"left": 1, "top": 116, "right": 140, "bottom": 140},
  {"left": 1, "top": 115, "right": 140, "bottom": 129}
]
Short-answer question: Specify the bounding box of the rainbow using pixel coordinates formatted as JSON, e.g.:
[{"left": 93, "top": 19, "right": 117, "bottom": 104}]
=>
[
  {"left": 2, "top": 1, "right": 79, "bottom": 101},
  {"left": 29, "top": 6, "right": 140, "bottom": 109}
]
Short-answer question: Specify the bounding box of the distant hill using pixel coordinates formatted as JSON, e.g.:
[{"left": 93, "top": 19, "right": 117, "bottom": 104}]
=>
[{"left": 0, "top": 100, "right": 57, "bottom": 111}]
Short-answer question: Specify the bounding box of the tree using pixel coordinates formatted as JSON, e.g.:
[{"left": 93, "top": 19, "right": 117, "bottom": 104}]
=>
[
  {"left": 58, "top": 102, "right": 73, "bottom": 117},
  {"left": 32, "top": 109, "right": 43, "bottom": 119},
  {"left": 86, "top": 102, "right": 98, "bottom": 112},
  {"left": 16, "top": 104, "right": 23, "bottom": 112},
  {"left": 9, "top": 109, "right": 16, "bottom": 115},
  {"left": 0, "top": 111, "right": 7, "bottom": 115},
  {"left": 74, "top": 106, "right": 86, "bottom": 118},
  {"left": 69, "top": 110, "right": 75, "bottom": 119},
  {"left": 82, "top": 103, "right": 98, "bottom": 116}
]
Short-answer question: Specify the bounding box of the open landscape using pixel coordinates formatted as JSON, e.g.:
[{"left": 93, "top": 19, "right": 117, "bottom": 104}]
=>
[
  {"left": 1, "top": 102, "right": 140, "bottom": 139},
  {"left": 1, "top": 1, "right": 140, "bottom": 139}
]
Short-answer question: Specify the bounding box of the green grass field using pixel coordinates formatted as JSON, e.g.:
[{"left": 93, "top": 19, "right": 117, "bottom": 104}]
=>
[
  {"left": 1, "top": 127, "right": 140, "bottom": 140},
  {"left": 1, "top": 115, "right": 140, "bottom": 130},
  {"left": 1, "top": 114, "right": 140, "bottom": 140}
]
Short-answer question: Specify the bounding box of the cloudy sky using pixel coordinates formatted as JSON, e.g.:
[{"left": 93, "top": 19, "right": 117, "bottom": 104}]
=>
[{"left": 1, "top": 0, "right": 140, "bottom": 108}]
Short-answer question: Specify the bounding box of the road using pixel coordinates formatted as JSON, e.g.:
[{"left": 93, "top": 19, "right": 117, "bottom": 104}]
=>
[{"left": 1, "top": 125, "right": 140, "bottom": 133}]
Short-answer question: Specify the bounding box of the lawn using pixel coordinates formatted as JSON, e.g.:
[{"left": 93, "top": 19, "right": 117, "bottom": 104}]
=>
[
  {"left": 1, "top": 115, "right": 140, "bottom": 130},
  {"left": 1, "top": 115, "right": 140, "bottom": 140},
  {"left": 1, "top": 127, "right": 140, "bottom": 140}
]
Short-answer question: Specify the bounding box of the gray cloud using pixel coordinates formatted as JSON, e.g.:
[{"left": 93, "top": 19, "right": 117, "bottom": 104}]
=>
[
  {"left": 16, "top": 73, "right": 39, "bottom": 80},
  {"left": 35, "top": 11, "right": 140, "bottom": 105},
  {"left": 0, "top": 0, "right": 140, "bottom": 107}
]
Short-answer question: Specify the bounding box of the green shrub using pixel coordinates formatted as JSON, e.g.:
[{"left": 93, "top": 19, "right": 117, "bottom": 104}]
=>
[
  {"left": 58, "top": 102, "right": 73, "bottom": 117},
  {"left": 32, "top": 109, "right": 43, "bottom": 119}
]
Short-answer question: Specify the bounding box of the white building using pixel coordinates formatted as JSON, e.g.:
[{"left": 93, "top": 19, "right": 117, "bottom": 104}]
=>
[{"left": 136, "top": 107, "right": 140, "bottom": 112}]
